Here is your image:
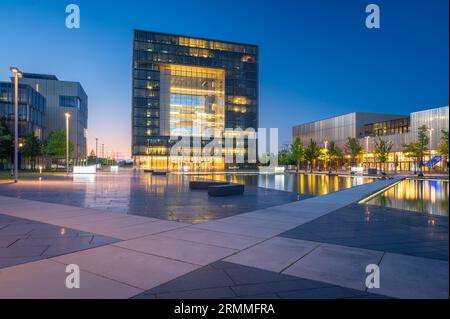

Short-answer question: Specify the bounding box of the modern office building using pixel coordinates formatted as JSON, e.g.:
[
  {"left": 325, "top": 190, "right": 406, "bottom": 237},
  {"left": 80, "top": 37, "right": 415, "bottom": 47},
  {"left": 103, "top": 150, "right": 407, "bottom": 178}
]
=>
[
  {"left": 293, "top": 106, "right": 449, "bottom": 171},
  {"left": 132, "top": 30, "right": 258, "bottom": 170},
  {"left": 0, "top": 81, "right": 46, "bottom": 142},
  {"left": 19, "top": 73, "right": 88, "bottom": 160}
]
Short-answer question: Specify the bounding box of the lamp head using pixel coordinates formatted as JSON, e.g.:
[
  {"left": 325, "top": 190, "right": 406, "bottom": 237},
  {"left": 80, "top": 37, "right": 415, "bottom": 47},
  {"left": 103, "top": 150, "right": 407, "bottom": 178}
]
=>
[{"left": 10, "top": 67, "right": 22, "bottom": 77}]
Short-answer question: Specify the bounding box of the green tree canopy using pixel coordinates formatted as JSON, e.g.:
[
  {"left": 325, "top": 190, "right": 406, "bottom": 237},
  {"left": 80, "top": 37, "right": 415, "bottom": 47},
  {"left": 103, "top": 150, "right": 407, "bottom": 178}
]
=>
[
  {"left": 327, "top": 141, "right": 343, "bottom": 170},
  {"left": 278, "top": 144, "right": 293, "bottom": 166},
  {"left": 304, "top": 139, "right": 320, "bottom": 171},
  {"left": 43, "top": 130, "right": 73, "bottom": 157},
  {"left": 291, "top": 137, "right": 304, "bottom": 172},
  {"left": 345, "top": 137, "right": 363, "bottom": 163},
  {"left": 21, "top": 134, "right": 43, "bottom": 169},
  {"left": 374, "top": 138, "right": 393, "bottom": 173}
]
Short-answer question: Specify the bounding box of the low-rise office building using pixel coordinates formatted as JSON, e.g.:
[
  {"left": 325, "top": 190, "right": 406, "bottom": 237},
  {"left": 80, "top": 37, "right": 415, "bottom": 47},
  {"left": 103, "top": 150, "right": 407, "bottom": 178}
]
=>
[
  {"left": 293, "top": 106, "right": 449, "bottom": 171},
  {"left": 19, "top": 73, "right": 88, "bottom": 160},
  {"left": 0, "top": 81, "right": 46, "bottom": 141}
]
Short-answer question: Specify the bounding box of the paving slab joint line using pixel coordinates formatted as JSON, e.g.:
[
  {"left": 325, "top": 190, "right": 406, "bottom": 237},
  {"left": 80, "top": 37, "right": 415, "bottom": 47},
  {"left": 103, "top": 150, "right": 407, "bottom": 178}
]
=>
[
  {"left": 156, "top": 232, "right": 261, "bottom": 251},
  {"left": 109, "top": 243, "right": 206, "bottom": 267},
  {"left": 278, "top": 242, "right": 322, "bottom": 274},
  {"left": 49, "top": 258, "right": 146, "bottom": 292}
]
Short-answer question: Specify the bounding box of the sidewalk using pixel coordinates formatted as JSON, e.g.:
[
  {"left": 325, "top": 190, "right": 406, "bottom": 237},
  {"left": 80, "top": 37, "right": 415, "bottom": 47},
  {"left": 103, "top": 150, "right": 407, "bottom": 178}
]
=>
[{"left": 0, "top": 176, "right": 448, "bottom": 299}]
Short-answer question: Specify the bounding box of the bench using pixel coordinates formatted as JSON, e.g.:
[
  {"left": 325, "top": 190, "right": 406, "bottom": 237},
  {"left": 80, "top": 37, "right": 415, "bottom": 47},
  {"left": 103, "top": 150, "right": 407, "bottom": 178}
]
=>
[
  {"left": 208, "top": 183, "right": 245, "bottom": 196},
  {"left": 152, "top": 171, "right": 167, "bottom": 176},
  {"left": 189, "top": 180, "right": 229, "bottom": 189}
]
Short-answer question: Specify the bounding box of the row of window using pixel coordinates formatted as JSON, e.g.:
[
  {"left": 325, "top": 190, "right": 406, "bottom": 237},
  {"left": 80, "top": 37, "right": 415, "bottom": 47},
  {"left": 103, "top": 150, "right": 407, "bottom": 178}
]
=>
[
  {"left": 59, "top": 95, "right": 81, "bottom": 109},
  {"left": 134, "top": 41, "right": 257, "bottom": 63},
  {"left": 134, "top": 31, "right": 257, "bottom": 55},
  {"left": 133, "top": 51, "right": 257, "bottom": 73}
]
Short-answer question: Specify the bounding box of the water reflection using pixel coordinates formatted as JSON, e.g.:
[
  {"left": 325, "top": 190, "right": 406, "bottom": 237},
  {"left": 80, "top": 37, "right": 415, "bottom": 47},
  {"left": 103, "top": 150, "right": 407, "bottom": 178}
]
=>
[
  {"left": 365, "top": 179, "right": 449, "bottom": 216},
  {"left": 207, "top": 173, "right": 373, "bottom": 196}
]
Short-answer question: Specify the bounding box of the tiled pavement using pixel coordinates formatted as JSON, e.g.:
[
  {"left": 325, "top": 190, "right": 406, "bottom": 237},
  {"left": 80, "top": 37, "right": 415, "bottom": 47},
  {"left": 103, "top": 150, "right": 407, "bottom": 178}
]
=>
[
  {"left": 280, "top": 203, "right": 449, "bottom": 261},
  {"left": 0, "top": 213, "right": 118, "bottom": 268},
  {"left": 133, "top": 261, "right": 390, "bottom": 299},
  {"left": 0, "top": 176, "right": 448, "bottom": 299}
]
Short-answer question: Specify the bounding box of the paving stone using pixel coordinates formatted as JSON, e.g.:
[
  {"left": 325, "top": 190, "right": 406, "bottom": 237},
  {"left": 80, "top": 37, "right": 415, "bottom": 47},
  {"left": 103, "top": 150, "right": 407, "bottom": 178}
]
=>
[
  {"left": 0, "top": 259, "right": 142, "bottom": 298},
  {"left": 376, "top": 253, "right": 449, "bottom": 299},
  {"left": 160, "top": 227, "right": 262, "bottom": 250},
  {"left": 283, "top": 243, "right": 384, "bottom": 291},
  {"left": 224, "top": 237, "right": 319, "bottom": 272},
  {"left": 52, "top": 245, "right": 200, "bottom": 290},
  {"left": 114, "top": 235, "right": 236, "bottom": 265}
]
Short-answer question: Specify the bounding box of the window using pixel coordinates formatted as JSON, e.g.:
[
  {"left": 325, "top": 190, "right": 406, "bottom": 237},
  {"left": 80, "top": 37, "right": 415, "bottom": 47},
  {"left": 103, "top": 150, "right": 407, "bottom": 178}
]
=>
[{"left": 59, "top": 95, "right": 81, "bottom": 108}]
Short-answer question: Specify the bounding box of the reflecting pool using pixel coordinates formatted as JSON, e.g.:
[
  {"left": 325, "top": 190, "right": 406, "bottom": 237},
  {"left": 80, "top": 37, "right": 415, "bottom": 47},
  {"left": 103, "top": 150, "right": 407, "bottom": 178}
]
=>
[
  {"left": 364, "top": 179, "right": 449, "bottom": 216},
  {"left": 208, "top": 173, "right": 373, "bottom": 196}
]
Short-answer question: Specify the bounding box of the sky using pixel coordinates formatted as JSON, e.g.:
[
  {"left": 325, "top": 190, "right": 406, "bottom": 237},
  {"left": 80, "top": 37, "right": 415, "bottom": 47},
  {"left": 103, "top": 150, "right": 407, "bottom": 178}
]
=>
[{"left": 0, "top": 0, "right": 448, "bottom": 158}]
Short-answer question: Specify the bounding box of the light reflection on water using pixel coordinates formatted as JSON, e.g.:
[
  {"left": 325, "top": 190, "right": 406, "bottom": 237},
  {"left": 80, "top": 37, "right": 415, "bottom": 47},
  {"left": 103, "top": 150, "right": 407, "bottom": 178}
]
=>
[
  {"left": 365, "top": 179, "right": 449, "bottom": 216},
  {"left": 206, "top": 173, "right": 373, "bottom": 196}
]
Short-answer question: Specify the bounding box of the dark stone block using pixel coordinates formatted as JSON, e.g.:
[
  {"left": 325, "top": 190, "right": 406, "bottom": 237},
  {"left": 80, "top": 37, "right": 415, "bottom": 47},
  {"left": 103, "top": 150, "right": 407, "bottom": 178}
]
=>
[
  {"left": 208, "top": 184, "right": 244, "bottom": 196},
  {"left": 152, "top": 171, "right": 167, "bottom": 176},
  {"left": 189, "top": 180, "right": 229, "bottom": 190}
]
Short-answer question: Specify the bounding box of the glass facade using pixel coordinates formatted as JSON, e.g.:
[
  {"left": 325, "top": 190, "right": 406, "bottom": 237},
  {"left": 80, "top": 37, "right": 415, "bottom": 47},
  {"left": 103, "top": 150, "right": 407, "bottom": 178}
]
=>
[
  {"left": 132, "top": 30, "right": 258, "bottom": 170},
  {"left": 0, "top": 82, "right": 46, "bottom": 140},
  {"left": 363, "top": 118, "right": 410, "bottom": 137},
  {"left": 292, "top": 106, "right": 449, "bottom": 172}
]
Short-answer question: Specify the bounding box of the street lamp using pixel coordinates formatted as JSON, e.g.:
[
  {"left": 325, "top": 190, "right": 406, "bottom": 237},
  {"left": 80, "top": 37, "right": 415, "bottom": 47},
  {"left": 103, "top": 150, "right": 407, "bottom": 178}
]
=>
[
  {"left": 65, "top": 113, "right": 71, "bottom": 175},
  {"left": 324, "top": 140, "right": 328, "bottom": 172},
  {"left": 365, "top": 136, "right": 370, "bottom": 171},
  {"left": 10, "top": 67, "right": 22, "bottom": 183},
  {"left": 428, "top": 128, "right": 434, "bottom": 172}
]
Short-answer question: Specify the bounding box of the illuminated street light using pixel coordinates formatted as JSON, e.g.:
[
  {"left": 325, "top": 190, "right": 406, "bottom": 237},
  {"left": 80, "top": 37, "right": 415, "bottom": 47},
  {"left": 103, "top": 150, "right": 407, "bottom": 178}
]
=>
[
  {"left": 365, "top": 136, "right": 370, "bottom": 171},
  {"left": 65, "top": 113, "right": 71, "bottom": 175},
  {"left": 10, "top": 66, "right": 22, "bottom": 183},
  {"left": 428, "top": 128, "right": 434, "bottom": 172}
]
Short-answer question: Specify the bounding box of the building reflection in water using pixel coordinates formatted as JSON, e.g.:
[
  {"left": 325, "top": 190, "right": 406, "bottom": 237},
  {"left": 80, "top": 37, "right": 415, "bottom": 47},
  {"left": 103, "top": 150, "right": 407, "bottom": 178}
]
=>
[{"left": 365, "top": 179, "right": 449, "bottom": 216}]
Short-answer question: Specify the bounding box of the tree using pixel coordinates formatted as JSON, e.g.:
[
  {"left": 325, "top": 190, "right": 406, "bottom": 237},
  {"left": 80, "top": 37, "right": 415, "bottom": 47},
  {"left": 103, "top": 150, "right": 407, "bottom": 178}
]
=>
[
  {"left": 345, "top": 137, "right": 363, "bottom": 165},
  {"left": 0, "top": 118, "right": 13, "bottom": 168},
  {"left": 21, "top": 134, "right": 43, "bottom": 170},
  {"left": 327, "top": 141, "right": 343, "bottom": 172},
  {"left": 43, "top": 130, "right": 73, "bottom": 167},
  {"left": 304, "top": 139, "right": 320, "bottom": 172},
  {"left": 403, "top": 125, "right": 429, "bottom": 176},
  {"left": 373, "top": 138, "right": 393, "bottom": 174},
  {"left": 291, "top": 137, "right": 304, "bottom": 172},
  {"left": 438, "top": 130, "right": 449, "bottom": 171},
  {"left": 278, "top": 144, "right": 293, "bottom": 166}
]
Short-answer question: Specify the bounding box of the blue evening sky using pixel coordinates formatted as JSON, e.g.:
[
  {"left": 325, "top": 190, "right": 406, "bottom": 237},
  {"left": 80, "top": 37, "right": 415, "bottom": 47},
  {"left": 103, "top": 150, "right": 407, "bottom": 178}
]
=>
[{"left": 0, "top": 0, "right": 448, "bottom": 157}]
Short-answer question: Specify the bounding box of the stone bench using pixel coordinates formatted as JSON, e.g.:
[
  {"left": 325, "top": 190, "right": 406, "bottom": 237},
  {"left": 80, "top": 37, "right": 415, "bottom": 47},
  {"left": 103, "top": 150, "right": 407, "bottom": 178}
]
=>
[
  {"left": 143, "top": 169, "right": 153, "bottom": 173},
  {"left": 208, "top": 183, "right": 245, "bottom": 196},
  {"left": 152, "top": 171, "right": 167, "bottom": 176},
  {"left": 189, "top": 180, "right": 229, "bottom": 190}
]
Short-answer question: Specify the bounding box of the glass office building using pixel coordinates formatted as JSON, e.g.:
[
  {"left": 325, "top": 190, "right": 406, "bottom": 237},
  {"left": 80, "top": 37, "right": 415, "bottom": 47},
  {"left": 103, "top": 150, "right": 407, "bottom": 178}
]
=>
[
  {"left": 0, "top": 82, "right": 46, "bottom": 141},
  {"left": 19, "top": 73, "right": 88, "bottom": 160},
  {"left": 132, "top": 30, "right": 258, "bottom": 171},
  {"left": 293, "top": 106, "right": 449, "bottom": 171}
]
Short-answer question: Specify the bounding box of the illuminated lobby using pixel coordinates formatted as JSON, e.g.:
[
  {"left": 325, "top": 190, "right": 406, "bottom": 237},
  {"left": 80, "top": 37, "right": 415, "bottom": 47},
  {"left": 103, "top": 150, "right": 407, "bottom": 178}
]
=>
[{"left": 131, "top": 30, "right": 258, "bottom": 171}]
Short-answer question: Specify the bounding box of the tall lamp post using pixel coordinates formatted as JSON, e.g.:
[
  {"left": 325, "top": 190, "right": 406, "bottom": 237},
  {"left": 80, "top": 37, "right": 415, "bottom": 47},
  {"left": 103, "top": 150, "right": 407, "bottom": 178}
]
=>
[
  {"left": 324, "top": 140, "right": 328, "bottom": 172},
  {"left": 365, "top": 136, "right": 370, "bottom": 172},
  {"left": 10, "top": 67, "right": 22, "bottom": 183},
  {"left": 428, "top": 128, "right": 434, "bottom": 172},
  {"left": 65, "top": 113, "right": 71, "bottom": 175}
]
